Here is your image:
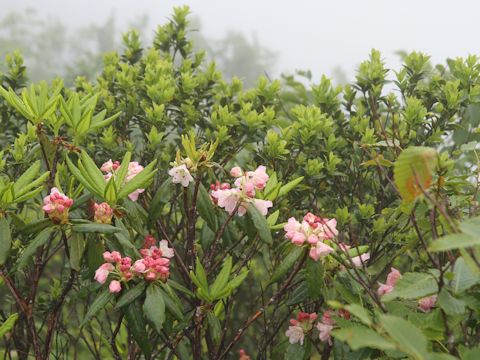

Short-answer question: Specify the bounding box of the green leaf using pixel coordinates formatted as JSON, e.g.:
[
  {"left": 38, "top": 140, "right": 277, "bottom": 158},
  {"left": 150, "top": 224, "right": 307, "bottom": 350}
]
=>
[
  {"left": 383, "top": 272, "right": 438, "bottom": 301},
  {"left": 451, "top": 257, "right": 480, "bottom": 294},
  {"left": 266, "top": 210, "right": 280, "bottom": 227},
  {"left": 143, "top": 285, "right": 165, "bottom": 334},
  {"left": 115, "top": 282, "right": 146, "bottom": 309},
  {"left": 125, "top": 301, "right": 151, "bottom": 358},
  {"left": 227, "top": 269, "right": 249, "bottom": 291},
  {"left": 379, "top": 314, "right": 428, "bottom": 360},
  {"left": 247, "top": 205, "right": 272, "bottom": 244},
  {"left": 147, "top": 178, "right": 172, "bottom": 225},
  {"left": 0, "top": 217, "right": 12, "bottom": 265},
  {"left": 195, "top": 258, "right": 209, "bottom": 290},
  {"left": 66, "top": 156, "right": 103, "bottom": 198},
  {"left": 0, "top": 313, "right": 18, "bottom": 337},
  {"left": 285, "top": 343, "right": 306, "bottom": 360},
  {"left": 196, "top": 183, "right": 217, "bottom": 231},
  {"left": 16, "top": 227, "right": 56, "bottom": 270},
  {"left": 115, "top": 151, "right": 132, "bottom": 189},
  {"left": 305, "top": 258, "right": 323, "bottom": 299},
  {"left": 81, "top": 289, "right": 114, "bottom": 327},
  {"left": 332, "top": 325, "right": 395, "bottom": 351},
  {"left": 394, "top": 147, "right": 437, "bottom": 203},
  {"left": 207, "top": 311, "right": 221, "bottom": 342},
  {"left": 104, "top": 177, "right": 117, "bottom": 203},
  {"left": 460, "top": 347, "right": 480, "bottom": 360},
  {"left": 270, "top": 246, "right": 304, "bottom": 284},
  {"left": 18, "top": 219, "right": 51, "bottom": 236},
  {"left": 429, "top": 233, "right": 480, "bottom": 252},
  {"left": 345, "top": 303, "right": 372, "bottom": 326},
  {"left": 80, "top": 150, "right": 106, "bottom": 194},
  {"left": 159, "top": 286, "right": 184, "bottom": 320},
  {"left": 210, "top": 256, "right": 232, "bottom": 298},
  {"left": 13, "top": 161, "right": 45, "bottom": 197},
  {"left": 69, "top": 232, "right": 85, "bottom": 271},
  {"left": 278, "top": 176, "right": 304, "bottom": 197},
  {"left": 117, "top": 160, "right": 157, "bottom": 200},
  {"left": 72, "top": 223, "right": 121, "bottom": 234},
  {"left": 437, "top": 289, "right": 465, "bottom": 316}
]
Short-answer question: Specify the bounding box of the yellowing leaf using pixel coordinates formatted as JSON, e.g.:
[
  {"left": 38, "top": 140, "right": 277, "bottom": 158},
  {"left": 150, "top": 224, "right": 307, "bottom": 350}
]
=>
[{"left": 394, "top": 146, "right": 437, "bottom": 203}]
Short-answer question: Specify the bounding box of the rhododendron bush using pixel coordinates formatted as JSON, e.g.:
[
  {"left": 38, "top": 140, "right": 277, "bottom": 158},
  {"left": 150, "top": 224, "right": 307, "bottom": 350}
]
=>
[{"left": 1, "top": 6, "right": 480, "bottom": 360}]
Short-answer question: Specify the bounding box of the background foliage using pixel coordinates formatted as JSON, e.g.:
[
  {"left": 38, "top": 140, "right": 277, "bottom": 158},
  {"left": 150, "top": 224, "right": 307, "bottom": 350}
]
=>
[{"left": 0, "top": 5, "right": 479, "bottom": 360}]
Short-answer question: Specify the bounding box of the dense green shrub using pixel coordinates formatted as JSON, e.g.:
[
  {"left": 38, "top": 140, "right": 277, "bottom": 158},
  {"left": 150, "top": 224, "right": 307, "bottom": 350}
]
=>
[{"left": 0, "top": 6, "right": 479, "bottom": 360}]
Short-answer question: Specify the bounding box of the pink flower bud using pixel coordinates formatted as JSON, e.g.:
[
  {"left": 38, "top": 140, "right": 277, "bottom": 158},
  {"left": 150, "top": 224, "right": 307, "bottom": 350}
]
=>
[
  {"left": 103, "top": 251, "right": 114, "bottom": 262},
  {"left": 111, "top": 251, "right": 122, "bottom": 263},
  {"left": 230, "top": 166, "right": 243, "bottom": 177},
  {"left": 94, "top": 202, "right": 114, "bottom": 224},
  {"left": 42, "top": 188, "right": 74, "bottom": 224},
  {"left": 108, "top": 280, "right": 122, "bottom": 293},
  {"left": 132, "top": 260, "right": 146, "bottom": 273},
  {"left": 292, "top": 232, "right": 306, "bottom": 245}
]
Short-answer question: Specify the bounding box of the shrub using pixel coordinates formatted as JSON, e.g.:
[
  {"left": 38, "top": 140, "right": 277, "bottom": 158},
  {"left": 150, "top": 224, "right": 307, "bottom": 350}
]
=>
[{"left": 0, "top": 6, "right": 479, "bottom": 360}]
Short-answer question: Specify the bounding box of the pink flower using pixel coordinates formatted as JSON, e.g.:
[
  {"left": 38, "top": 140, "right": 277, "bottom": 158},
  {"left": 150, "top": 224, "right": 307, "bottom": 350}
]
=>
[
  {"left": 42, "top": 188, "right": 73, "bottom": 224},
  {"left": 386, "top": 267, "right": 402, "bottom": 287},
  {"left": 143, "top": 234, "right": 156, "bottom": 249},
  {"left": 377, "top": 283, "right": 394, "bottom": 296},
  {"left": 212, "top": 188, "right": 241, "bottom": 215},
  {"left": 94, "top": 263, "right": 114, "bottom": 284},
  {"left": 377, "top": 267, "right": 402, "bottom": 296},
  {"left": 103, "top": 251, "right": 122, "bottom": 263},
  {"left": 100, "top": 160, "right": 114, "bottom": 172},
  {"left": 317, "top": 322, "right": 333, "bottom": 344},
  {"left": 418, "top": 295, "right": 437, "bottom": 312},
  {"left": 126, "top": 162, "right": 143, "bottom": 181},
  {"left": 230, "top": 166, "right": 243, "bottom": 177},
  {"left": 253, "top": 199, "right": 273, "bottom": 216},
  {"left": 247, "top": 166, "right": 269, "bottom": 190},
  {"left": 285, "top": 325, "right": 305, "bottom": 345},
  {"left": 100, "top": 160, "right": 145, "bottom": 201},
  {"left": 318, "top": 218, "right": 338, "bottom": 240},
  {"left": 132, "top": 259, "right": 147, "bottom": 273},
  {"left": 309, "top": 242, "right": 334, "bottom": 261},
  {"left": 351, "top": 253, "right": 370, "bottom": 267},
  {"left": 128, "top": 189, "right": 144, "bottom": 201},
  {"left": 93, "top": 202, "right": 113, "bottom": 224},
  {"left": 168, "top": 164, "right": 194, "bottom": 187},
  {"left": 284, "top": 217, "right": 301, "bottom": 236},
  {"left": 291, "top": 231, "right": 306, "bottom": 245},
  {"left": 285, "top": 213, "right": 338, "bottom": 261},
  {"left": 239, "top": 349, "right": 251, "bottom": 360},
  {"left": 109, "top": 280, "right": 122, "bottom": 293}
]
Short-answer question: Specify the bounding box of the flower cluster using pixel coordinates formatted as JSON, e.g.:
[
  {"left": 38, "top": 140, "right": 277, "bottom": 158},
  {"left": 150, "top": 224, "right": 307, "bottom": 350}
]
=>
[
  {"left": 377, "top": 268, "right": 437, "bottom": 312},
  {"left": 284, "top": 213, "right": 338, "bottom": 260},
  {"left": 210, "top": 166, "right": 273, "bottom": 216},
  {"left": 285, "top": 312, "right": 318, "bottom": 345},
  {"left": 101, "top": 159, "right": 145, "bottom": 201},
  {"left": 94, "top": 251, "right": 133, "bottom": 293},
  {"left": 93, "top": 202, "right": 113, "bottom": 224},
  {"left": 94, "top": 235, "right": 174, "bottom": 293},
  {"left": 134, "top": 239, "right": 174, "bottom": 281},
  {"left": 42, "top": 188, "right": 74, "bottom": 224},
  {"left": 285, "top": 310, "right": 349, "bottom": 346}
]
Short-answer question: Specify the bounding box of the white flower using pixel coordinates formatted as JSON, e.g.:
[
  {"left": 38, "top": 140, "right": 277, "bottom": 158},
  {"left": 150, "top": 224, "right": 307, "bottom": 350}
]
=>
[
  {"left": 168, "top": 164, "right": 194, "bottom": 187},
  {"left": 159, "top": 240, "right": 175, "bottom": 258},
  {"left": 317, "top": 322, "right": 333, "bottom": 344},
  {"left": 285, "top": 325, "right": 305, "bottom": 345}
]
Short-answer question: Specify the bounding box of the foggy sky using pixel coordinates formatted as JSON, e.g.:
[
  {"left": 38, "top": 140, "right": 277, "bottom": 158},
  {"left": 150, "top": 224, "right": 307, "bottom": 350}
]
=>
[{"left": 2, "top": 0, "right": 478, "bottom": 81}]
